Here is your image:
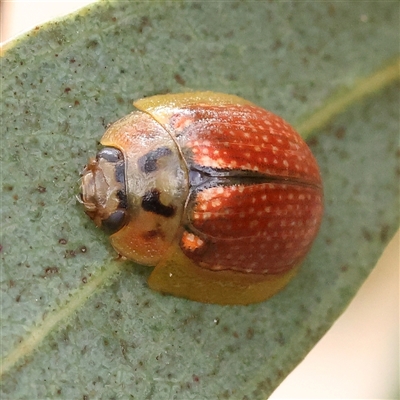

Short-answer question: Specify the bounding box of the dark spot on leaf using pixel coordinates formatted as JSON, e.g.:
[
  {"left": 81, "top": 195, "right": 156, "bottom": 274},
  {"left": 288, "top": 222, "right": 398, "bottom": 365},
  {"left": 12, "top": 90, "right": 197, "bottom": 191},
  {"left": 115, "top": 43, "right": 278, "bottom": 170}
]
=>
[
  {"left": 38, "top": 185, "right": 46, "bottom": 193},
  {"left": 292, "top": 90, "right": 307, "bottom": 102},
  {"left": 276, "top": 369, "right": 284, "bottom": 379},
  {"left": 174, "top": 73, "right": 185, "bottom": 85},
  {"left": 380, "top": 224, "right": 390, "bottom": 243},
  {"left": 45, "top": 266, "right": 59, "bottom": 275},
  {"left": 275, "top": 332, "right": 285, "bottom": 346},
  {"left": 362, "top": 228, "right": 372, "bottom": 241},
  {"left": 246, "top": 327, "right": 254, "bottom": 339},
  {"left": 272, "top": 39, "right": 283, "bottom": 50},
  {"left": 59, "top": 238, "right": 67, "bottom": 245},
  {"left": 143, "top": 300, "right": 151, "bottom": 308},
  {"left": 64, "top": 87, "right": 71, "bottom": 94},
  {"left": 335, "top": 127, "right": 346, "bottom": 139},
  {"left": 64, "top": 249, "right": 76, "bottom": 258},
  {"left": 16, "top": 294, "right": 21, "bottom": 302},
  {"left": 74, "top": 100, "right": 80, "bottom": 106},
  {"left": 224, "top": 30, "right": 234, "bottom": 38},
  {"left": 328, "top": 4, "right": 336, "bottom": 16},
  {"left": 82, "top": 276, "right": 87, "bottom": 284},
  {"left": 137, "top": 16, "right": 151, "bottom": 33},
  {"left": 193, "top": 374, "right": 200, "bottom": 383},
  {"left": 301, "top": 56, "right": 309, "bottom": 65},
  {"left": 307, "top": 136, "right": 319, "bottom": 147},
  {"left": 306, "top": 45, "right": 318, "bottom": 54},
  {"left": 80, "top": 246, "right": 87, "bottom": 253},
  {"left": 86, "top": 39, "right": 99, "bottom": 49},
  {"left": 113, "top": 310, "right": 122, "bottom": 320},
  {"left": 220, "top": 390, "right": 230, "bottom": 399},
  {"left": 120, "top": 340, "right": 128, "bottom": 358},
  {"left": 341, "top": 264, "right": 348, "bottom": 272}
]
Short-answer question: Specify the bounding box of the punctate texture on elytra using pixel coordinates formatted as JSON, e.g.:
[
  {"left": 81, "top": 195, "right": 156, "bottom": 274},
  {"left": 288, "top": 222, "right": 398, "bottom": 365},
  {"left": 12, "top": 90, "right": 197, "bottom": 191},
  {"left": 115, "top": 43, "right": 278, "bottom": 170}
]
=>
[{"left": 80, "top": 92, "right": 323, "bottom": 304}]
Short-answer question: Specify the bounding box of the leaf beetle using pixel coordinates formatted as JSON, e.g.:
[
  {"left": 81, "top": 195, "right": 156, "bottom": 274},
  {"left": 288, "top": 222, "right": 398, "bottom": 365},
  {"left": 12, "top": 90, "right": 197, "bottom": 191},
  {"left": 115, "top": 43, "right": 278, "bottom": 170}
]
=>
[{"left": 79, "top": 92, "right": 323, "bottom": 304}]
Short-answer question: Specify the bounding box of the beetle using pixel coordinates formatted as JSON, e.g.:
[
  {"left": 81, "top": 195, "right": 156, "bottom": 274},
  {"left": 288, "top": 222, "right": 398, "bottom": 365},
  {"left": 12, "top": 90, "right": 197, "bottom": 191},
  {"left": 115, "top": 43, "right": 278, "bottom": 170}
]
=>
[{"left": 79, "top": 92, "right": 323, "bottom": 305}]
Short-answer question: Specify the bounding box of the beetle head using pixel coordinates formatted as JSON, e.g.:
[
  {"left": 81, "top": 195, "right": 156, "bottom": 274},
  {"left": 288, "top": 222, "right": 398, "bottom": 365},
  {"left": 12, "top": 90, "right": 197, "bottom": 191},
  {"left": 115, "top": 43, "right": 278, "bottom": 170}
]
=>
[{"left": 79, "top": 147, "right": 127, "bottom": 233}]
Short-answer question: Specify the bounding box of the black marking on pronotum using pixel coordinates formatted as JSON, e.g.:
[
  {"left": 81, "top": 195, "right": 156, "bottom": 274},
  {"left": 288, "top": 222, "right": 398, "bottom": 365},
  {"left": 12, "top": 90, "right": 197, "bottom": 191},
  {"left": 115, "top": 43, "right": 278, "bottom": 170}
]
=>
[
  {"left": 115, "top": 161, "right": 125, "bottom": 184},
  {"left": 138, "top": 147, "right": 172, "bottom": 174},
  {"left": 141, "top": 189, "right": 176, "bottom": 218},
  {"left": 117, "top": 190, "right": 128, "bottom": 210}
]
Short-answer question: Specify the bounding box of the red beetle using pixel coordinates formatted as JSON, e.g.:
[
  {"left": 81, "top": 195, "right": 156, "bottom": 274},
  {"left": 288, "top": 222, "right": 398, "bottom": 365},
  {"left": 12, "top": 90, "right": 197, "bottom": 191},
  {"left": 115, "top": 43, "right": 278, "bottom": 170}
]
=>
[{"left": 80, "top": 92, "right": 323, "bottom": 304}]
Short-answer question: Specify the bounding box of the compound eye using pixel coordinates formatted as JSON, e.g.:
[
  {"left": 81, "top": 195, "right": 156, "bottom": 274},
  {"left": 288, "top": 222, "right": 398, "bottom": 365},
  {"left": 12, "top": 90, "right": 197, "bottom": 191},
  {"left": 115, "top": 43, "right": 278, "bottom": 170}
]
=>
[
  {"left": 96, "top": 147, "right": 123, "bottom": 162},
  {"left": 101, "top": 210, "right": 127, "bottom": 233}
]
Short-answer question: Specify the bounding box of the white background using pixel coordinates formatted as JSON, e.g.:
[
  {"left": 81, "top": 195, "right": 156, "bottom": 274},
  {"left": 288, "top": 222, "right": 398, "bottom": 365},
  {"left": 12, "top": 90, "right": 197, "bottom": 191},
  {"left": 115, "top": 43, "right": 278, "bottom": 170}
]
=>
[{"left": 1, "top": 1, "right": 399, "bottom": 398}]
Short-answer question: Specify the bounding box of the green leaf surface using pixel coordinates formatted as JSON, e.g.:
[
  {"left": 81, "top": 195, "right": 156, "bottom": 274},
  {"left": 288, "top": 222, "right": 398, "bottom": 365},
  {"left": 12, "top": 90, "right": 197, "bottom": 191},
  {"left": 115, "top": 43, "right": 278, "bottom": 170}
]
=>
[{"left": 1, "top": 1, "right": 399, "bottom": 399}]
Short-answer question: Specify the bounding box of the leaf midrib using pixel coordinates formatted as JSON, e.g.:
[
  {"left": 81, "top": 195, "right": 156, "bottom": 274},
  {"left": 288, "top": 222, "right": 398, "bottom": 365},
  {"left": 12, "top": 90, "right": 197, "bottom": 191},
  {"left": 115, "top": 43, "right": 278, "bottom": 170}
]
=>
[
  {"left": 0, "top": 261, "right": 126, "bottom": 378},
  {"left": 298, "top": 57, "right": 400, "bottom": 139}
]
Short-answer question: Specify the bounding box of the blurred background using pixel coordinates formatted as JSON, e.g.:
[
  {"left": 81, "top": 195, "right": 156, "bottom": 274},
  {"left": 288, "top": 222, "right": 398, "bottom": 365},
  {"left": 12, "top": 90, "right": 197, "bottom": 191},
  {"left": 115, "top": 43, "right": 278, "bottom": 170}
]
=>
[{"left": 1, "top": 1, "right": 399, "bottom": 398}]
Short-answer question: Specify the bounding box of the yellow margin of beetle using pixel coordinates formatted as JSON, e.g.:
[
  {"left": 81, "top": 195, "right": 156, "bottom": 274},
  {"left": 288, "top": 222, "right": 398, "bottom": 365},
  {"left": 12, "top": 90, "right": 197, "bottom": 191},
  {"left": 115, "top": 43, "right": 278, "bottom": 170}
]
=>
[{"left": 1, "top": 57, "right": 399, "bottom": 379}]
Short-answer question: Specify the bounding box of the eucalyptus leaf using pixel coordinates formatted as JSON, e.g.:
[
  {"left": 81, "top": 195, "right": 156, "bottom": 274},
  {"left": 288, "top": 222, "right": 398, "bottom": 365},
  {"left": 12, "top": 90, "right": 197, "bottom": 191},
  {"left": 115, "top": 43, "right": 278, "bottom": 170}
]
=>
[{"left": 1, "top": 1, "right": 399, "bottom": 399}]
